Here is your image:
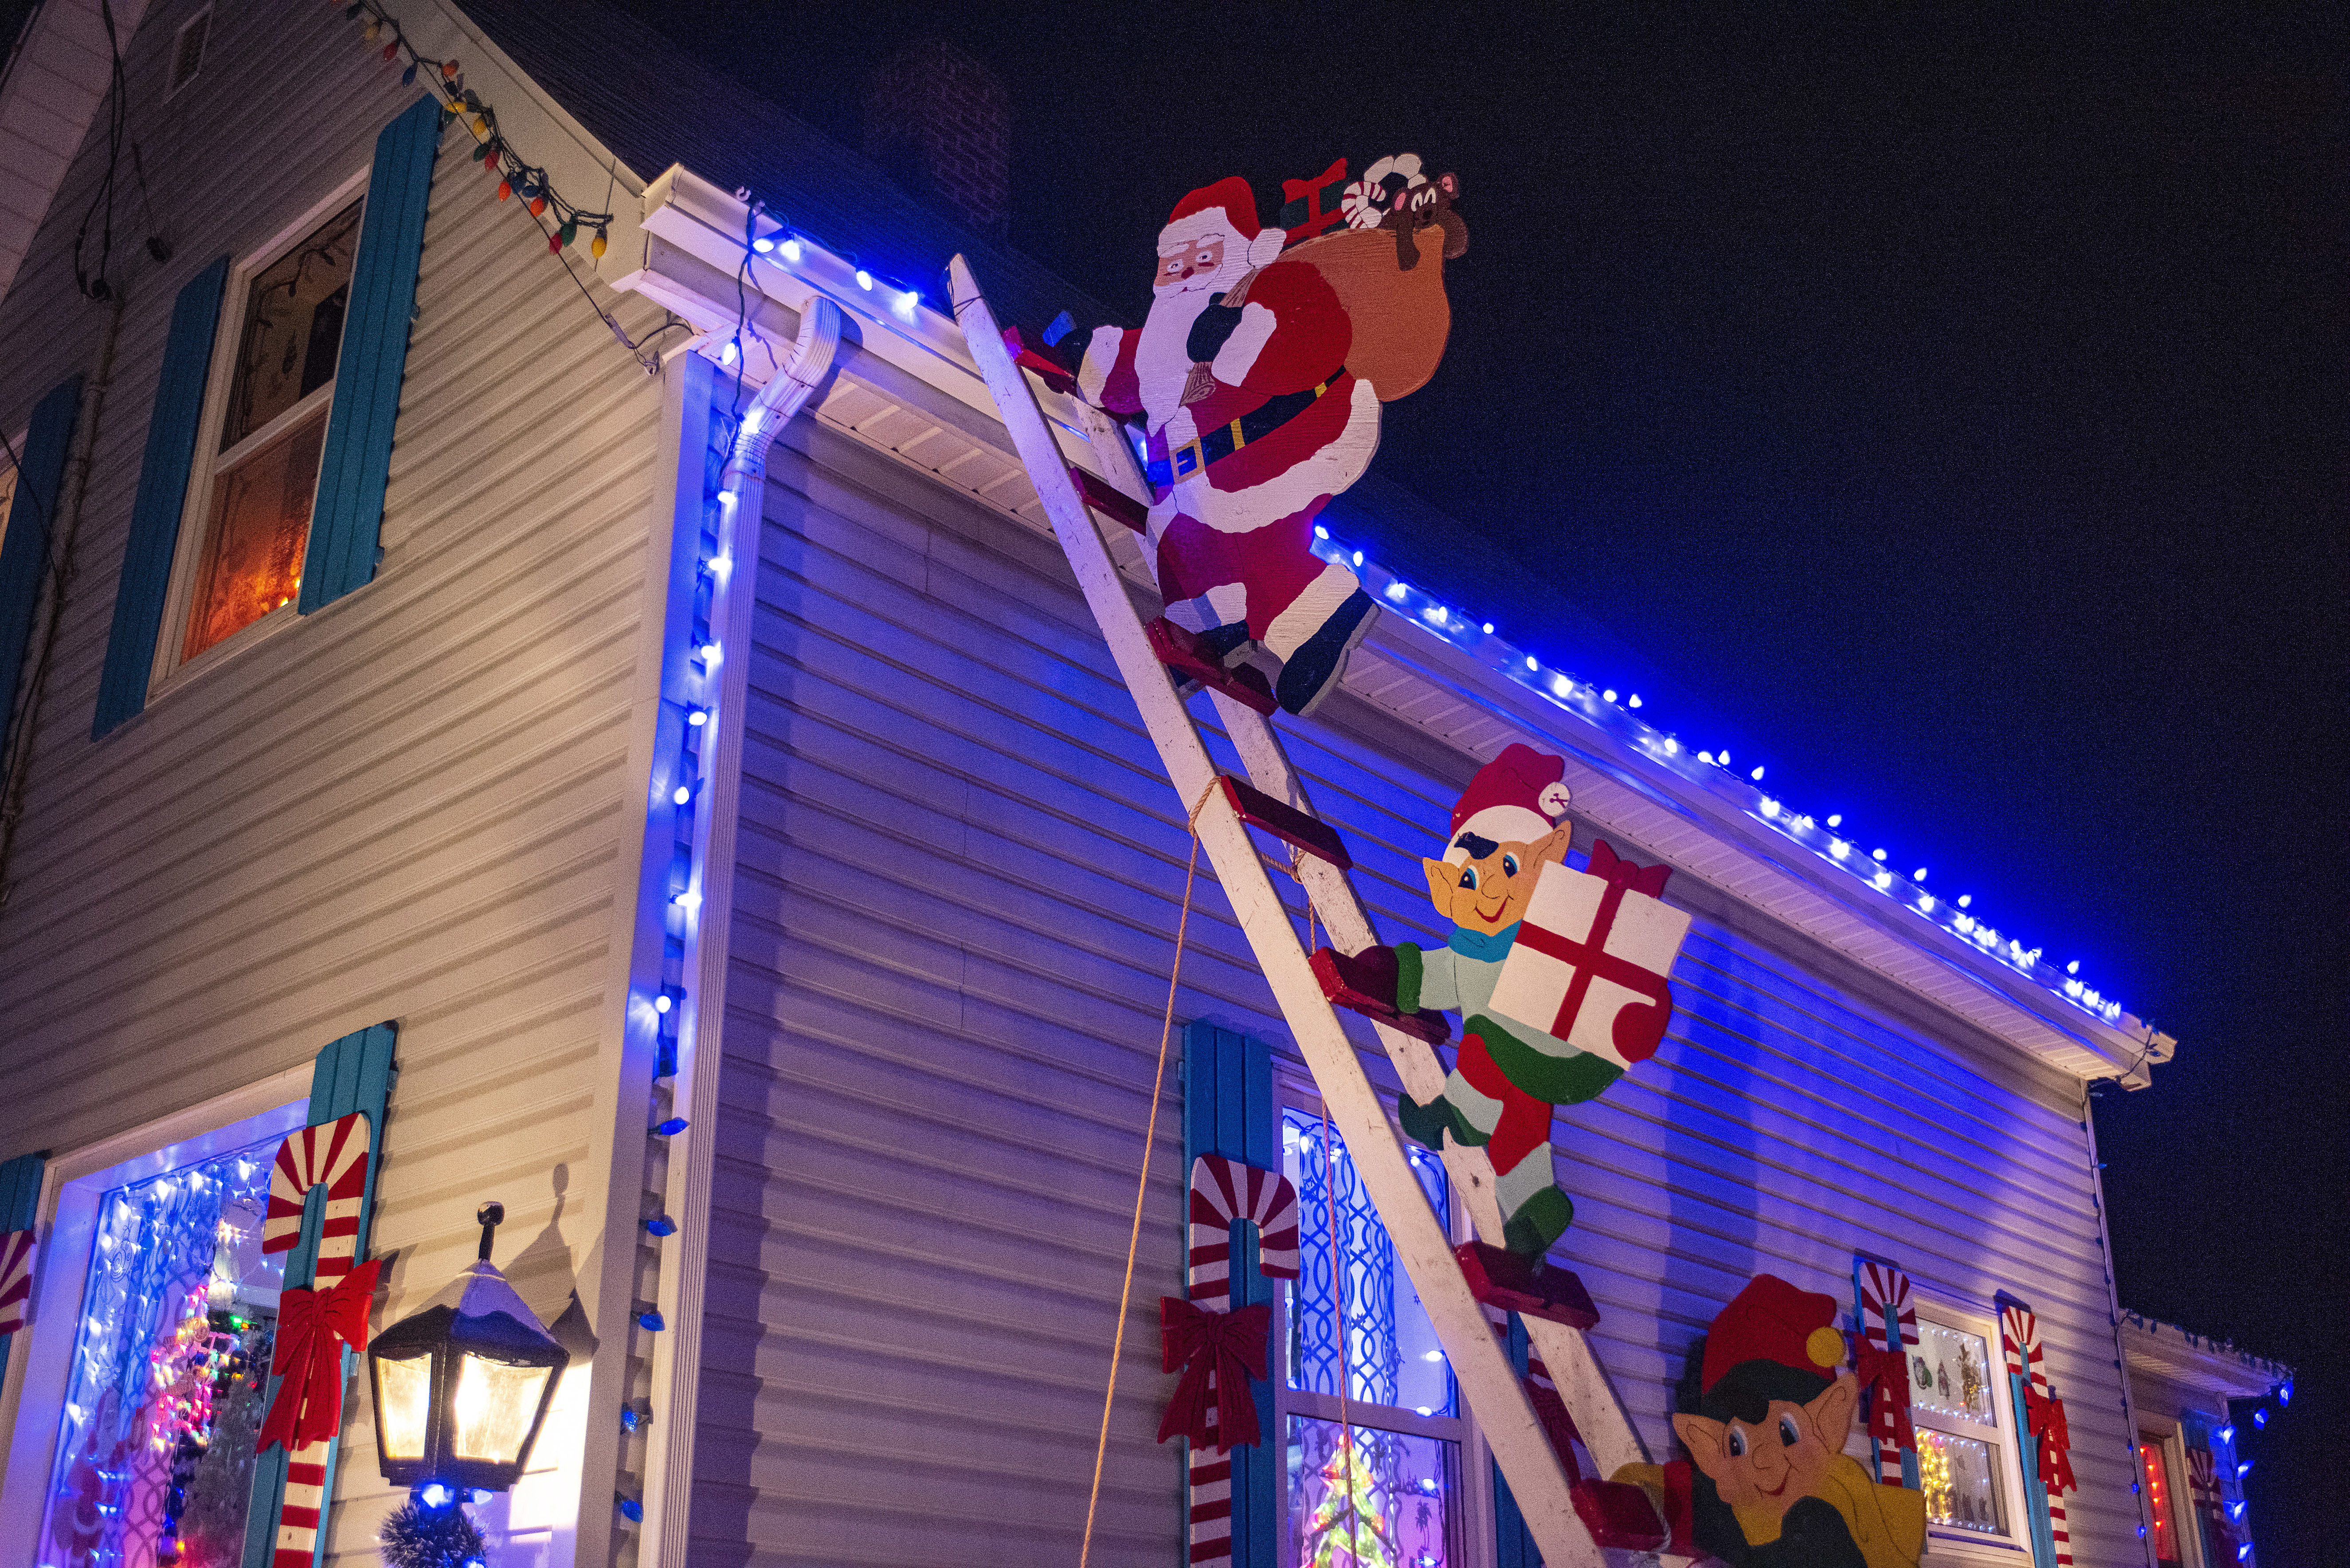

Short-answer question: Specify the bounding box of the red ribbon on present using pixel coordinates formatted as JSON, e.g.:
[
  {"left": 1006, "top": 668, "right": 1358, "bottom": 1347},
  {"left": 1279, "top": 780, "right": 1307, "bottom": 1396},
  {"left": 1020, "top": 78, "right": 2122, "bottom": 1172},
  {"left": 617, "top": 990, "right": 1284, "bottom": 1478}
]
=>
[
  {"left": 1852, "top": 1336, "right": 1918, "bottom": 1453},
  {"left": 1587, "top": 837, "right": 1672, "bottom": 899},
  {"left": 2023, "top": 1387, "right": 2076, "bottom": 1495},
  {"left": 257, "top": 1259, "right": 381, "bottom": 1454},
  {"left": 1156, "top": 1296, "right": 1271, "bottom": 1453},
  {"left": 1511, "top": 839, "right": 1678, "bottom": 1063}
]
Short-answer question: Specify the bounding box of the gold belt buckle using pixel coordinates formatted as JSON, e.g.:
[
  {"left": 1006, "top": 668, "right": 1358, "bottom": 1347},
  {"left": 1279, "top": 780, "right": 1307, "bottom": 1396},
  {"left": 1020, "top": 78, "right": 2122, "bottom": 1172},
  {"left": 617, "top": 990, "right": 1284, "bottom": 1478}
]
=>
[{"left": 1172, "top": 438, "right": 1207, "bottom": 480}]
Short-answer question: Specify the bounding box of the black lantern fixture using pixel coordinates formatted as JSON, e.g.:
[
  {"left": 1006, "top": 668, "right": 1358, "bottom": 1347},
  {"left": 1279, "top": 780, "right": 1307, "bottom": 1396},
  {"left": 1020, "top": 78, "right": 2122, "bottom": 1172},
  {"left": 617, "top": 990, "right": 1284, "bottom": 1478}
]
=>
[{"left": 368, "top": 1202, "right": 571, "bottom": 1494}]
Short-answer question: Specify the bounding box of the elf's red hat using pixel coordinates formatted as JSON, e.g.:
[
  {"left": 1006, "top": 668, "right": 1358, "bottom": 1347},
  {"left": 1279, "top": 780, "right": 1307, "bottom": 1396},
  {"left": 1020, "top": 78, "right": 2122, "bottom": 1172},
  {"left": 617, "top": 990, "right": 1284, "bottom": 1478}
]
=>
[
  {"left": 1445, "top": 743, "right": 1572, "bottom": 861},
  {"left": 1701, "top": 1274, "right": 1847, "bottom": 1393}
]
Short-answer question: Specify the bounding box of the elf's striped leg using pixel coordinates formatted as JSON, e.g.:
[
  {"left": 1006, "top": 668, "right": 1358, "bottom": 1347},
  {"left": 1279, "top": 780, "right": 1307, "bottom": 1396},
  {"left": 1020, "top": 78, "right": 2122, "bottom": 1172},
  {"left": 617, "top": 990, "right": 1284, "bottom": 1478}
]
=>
[{"left": 1452, "top": 1032, "right": 1574, "bottom": 1255}]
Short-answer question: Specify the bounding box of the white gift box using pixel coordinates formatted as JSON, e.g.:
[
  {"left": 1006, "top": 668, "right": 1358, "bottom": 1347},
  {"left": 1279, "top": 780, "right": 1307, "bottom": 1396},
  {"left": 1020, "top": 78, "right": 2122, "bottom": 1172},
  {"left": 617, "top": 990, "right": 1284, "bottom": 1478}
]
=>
[{"left": 1486, "top": 848, "right": 1692, "bottom": 1071}]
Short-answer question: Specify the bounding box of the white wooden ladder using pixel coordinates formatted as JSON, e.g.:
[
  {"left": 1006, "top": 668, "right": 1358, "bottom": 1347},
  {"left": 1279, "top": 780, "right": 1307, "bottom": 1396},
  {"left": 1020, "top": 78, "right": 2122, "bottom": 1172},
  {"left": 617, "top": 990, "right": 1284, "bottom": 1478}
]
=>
[{"left": 948, "top": 256, "right": 1677, "bottom": 1568}]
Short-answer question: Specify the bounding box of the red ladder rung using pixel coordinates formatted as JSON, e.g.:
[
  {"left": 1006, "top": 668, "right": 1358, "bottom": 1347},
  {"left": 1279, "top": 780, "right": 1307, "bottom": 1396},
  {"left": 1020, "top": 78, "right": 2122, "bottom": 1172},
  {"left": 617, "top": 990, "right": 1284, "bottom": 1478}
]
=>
[
  {"left": 1219, "top": 774, "right": 1351, "bottom": 870},
  {"left": 1146, "top": 618, "right": 1278, "bottom": 716},
  {"left": 1069, "top": 465, "right": 1148, "bottom": 534}
]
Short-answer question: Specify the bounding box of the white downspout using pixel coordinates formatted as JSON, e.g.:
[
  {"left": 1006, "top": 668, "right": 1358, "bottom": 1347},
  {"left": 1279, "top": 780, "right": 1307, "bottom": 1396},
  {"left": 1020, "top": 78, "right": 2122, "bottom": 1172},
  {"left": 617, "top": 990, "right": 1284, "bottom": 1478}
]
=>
[{"left": 638, "top": 293, "right": 839, "bottom": 1568}]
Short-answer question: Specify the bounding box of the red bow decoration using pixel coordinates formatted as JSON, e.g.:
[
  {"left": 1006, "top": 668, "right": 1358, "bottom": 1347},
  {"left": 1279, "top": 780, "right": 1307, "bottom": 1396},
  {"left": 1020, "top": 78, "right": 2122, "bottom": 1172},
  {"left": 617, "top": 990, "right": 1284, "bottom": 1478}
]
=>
[
  {"left": 2023, "top": 1388, "right": 2076, "bottom": 1495},
  {"left": 257, "top": 1259, "right": 381, "bottom": 1454},
  {"left": 1587, "top": 838, "right": 1672, "bottom": 898},
  {"left": 1156, "top": 1296, "right": 1271, "bottom": 1453},
  {"left": 1851, "top": 1337, "right": 1918, "bottom": 1453}
]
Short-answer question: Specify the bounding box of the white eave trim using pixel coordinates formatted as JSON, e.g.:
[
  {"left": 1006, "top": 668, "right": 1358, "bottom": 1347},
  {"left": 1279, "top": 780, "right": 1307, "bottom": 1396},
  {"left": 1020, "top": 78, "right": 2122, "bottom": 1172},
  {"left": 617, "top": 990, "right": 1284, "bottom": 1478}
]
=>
[
  {"left": 2121, "top": 1317, "right": 2291, "bottom": 1402},
  {"left": 609, "top": 160, "right": 2172, "bottom": 1089}
]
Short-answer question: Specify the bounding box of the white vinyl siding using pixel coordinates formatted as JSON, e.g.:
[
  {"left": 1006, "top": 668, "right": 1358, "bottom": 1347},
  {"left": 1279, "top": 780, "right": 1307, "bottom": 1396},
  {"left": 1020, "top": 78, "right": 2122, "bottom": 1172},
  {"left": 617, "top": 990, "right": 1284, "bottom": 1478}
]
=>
[
  {"left": 0, "top": 0, "right": 675, "bottom": 1561},
  {"left": 694, "top": 375, "right": 2139, "bottom": 1565}
]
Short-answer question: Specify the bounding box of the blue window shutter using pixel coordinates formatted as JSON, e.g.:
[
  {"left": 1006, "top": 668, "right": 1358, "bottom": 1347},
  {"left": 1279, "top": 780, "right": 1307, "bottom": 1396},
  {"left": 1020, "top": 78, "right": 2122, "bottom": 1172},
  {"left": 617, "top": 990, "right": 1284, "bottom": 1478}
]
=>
[
  {"left": 93, "top": 256, "right": 230, "bottom": 737},
  {"left": 298, "top": 95, "right": 441, "bottom": 614},
  {"left": 1181, "top": 1021, "right": 1277, "bottom": 1568},
  {"left": 1995, "top": 1292, "right": 2060, "bottom": 1568},
  {"left": 0, "top": 1150, "right": 46, "bottom": 1386},
  {"left": 0, "top": 375, "right": 83, "bottom": 773},
  {"left": 241, "top": 1021, "right": 398, "bottom": 1568}
]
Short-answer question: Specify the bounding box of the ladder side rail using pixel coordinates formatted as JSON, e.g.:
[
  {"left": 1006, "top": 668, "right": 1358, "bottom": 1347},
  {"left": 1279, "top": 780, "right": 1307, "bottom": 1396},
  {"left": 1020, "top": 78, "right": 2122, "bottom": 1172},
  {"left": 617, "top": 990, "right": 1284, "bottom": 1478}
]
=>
[
  {"left": 1197, "top": 687, "right": 1656, "bottom": 1481},
  {"left": 948, "top": 257, "right": 1604, "bottom": 1568}
]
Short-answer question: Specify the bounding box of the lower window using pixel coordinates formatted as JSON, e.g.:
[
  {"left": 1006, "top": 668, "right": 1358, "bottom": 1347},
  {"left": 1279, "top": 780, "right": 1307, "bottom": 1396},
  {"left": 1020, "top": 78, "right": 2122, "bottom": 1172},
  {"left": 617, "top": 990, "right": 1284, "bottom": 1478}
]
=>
[
  {"left": 38, "top": 1129, "right": 286, "bottom": 1568},
  {"left": 2139, "top": 1435, "right": 2185, "bottom": 1568},
  {"left": 1906, "top": 1306, "right": 2032, "bottom": 1556},
  {"left": 1280, "top": 1104, "right": 1469, "bottom": 1568}
]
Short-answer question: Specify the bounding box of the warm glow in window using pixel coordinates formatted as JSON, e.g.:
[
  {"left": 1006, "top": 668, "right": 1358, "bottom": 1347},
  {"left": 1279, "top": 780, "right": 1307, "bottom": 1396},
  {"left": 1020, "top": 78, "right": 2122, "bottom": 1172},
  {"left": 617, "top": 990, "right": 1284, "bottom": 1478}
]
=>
[
  {"left": 2141, "top": 1439, "right": 2182, "bottom": 1568},
  {"left": 180, "top": 199, "right": 359, "bottom": 661}
]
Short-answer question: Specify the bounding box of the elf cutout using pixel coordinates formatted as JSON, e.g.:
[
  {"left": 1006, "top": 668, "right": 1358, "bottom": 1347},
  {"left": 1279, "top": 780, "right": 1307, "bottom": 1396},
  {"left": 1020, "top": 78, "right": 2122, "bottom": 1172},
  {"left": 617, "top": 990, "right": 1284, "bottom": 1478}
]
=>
[
  {"left": 1011, "top": 168, "right": 1461, "bottom": 716},
  {"left": 1313, "top": 743, "right": 1688, "bottom": 1256},
  {"left": 1614, "top": 1274, "right": 1928, "bottom": 1568}
]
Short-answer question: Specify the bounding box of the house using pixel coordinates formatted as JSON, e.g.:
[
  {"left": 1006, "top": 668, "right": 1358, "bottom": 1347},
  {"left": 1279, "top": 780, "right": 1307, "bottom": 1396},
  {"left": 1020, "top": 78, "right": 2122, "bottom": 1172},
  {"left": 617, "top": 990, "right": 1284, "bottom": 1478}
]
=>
[
  {"left": 0, "top": 0, "right": 2192, "bottom": 1564},
  {"left": 2117, "top": 1313, "right": 2290, "bottom": 1568}
]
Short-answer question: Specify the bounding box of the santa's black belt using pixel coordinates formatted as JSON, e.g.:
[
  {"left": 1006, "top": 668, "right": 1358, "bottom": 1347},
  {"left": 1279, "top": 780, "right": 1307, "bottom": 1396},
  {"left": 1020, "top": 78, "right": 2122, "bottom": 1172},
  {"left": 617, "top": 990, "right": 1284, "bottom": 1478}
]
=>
[{"left": 1146, "top": 379, "right": 1332, "bottom": 490}]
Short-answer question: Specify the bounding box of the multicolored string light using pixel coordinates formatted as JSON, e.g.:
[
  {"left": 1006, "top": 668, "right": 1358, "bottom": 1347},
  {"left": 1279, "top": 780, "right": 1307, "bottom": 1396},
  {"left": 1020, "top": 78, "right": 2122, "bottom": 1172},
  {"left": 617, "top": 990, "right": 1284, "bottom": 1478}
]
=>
[{"left": 324, "top": 0, "right": 613, "bottom": 258}]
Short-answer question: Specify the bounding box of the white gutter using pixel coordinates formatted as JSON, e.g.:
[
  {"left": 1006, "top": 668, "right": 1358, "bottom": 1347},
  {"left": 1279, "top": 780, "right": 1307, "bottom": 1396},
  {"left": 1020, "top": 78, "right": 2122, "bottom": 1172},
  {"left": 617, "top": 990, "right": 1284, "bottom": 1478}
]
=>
[{"left": 635, "top": 292, "right": 838, "bottom": 1568}]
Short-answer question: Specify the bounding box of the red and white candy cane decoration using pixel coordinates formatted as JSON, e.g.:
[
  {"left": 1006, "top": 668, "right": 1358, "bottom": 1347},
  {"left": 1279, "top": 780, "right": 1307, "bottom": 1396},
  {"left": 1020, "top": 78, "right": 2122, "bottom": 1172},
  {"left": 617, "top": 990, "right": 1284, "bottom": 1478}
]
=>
[
  {"left": 1999, "top": 1302, "right": 2075, "bottom": 1568},
  {"left": 1161, "top": 1154, "right": 1299, "bottom": 1568},
  {"left": 1855, "top": 1260, "right": 1920, "bottom": 1486},
  {"left": 2186, "top": 1443, "right": 2236, "bottom": 1562},
  {"left": 257, "top": 1112, "right": 378, "bottom": 1568},
  {"left": 0, "top": 1228, "right": 34, "bottom": 1337}
]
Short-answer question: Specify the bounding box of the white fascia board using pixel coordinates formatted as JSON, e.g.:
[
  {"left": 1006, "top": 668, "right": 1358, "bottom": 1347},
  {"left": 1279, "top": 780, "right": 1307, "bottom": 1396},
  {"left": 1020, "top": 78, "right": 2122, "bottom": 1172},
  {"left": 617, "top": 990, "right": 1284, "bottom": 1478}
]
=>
[
  {"left": 2121, "top": 1318, "right": 2291, "bottom": 1402},
  {"left": 614, "top": 164, "right": 1118, "bottom": 484},
  {"left": 611, "top": 161, "right": 2169, "bottom": 1088}
]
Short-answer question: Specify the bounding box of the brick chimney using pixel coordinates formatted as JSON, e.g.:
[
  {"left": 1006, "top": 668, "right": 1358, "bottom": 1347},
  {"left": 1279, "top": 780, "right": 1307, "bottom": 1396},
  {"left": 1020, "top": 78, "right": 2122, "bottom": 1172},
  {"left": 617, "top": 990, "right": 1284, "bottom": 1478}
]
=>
[{"left": 862, "top": 40, "right": 1011, "bottom": 240}]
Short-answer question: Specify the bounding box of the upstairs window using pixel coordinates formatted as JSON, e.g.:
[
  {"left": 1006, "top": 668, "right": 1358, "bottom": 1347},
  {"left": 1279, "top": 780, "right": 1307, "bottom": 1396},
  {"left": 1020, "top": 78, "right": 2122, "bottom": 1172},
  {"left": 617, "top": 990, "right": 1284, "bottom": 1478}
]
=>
[{"left": 175, "top": 197, "right": 360, "bottom": 665}]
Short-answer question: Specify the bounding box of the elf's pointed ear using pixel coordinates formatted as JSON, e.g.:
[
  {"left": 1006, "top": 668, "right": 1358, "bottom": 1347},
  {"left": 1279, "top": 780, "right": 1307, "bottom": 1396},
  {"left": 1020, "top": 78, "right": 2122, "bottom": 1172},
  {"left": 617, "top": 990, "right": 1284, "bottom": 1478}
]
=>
[
  {"left": 1423, "top": 857, "right": 1455, "bottom": 910},
  {"left": 1809, "top": 1372, "right": 1860, "bottom": 1450},
  {"left": 1673, "top": 1413, "right": 1728, "bottom": 1475},
  {"left": 1530, "top": 825, "right": 1575, "bottom": 867}
]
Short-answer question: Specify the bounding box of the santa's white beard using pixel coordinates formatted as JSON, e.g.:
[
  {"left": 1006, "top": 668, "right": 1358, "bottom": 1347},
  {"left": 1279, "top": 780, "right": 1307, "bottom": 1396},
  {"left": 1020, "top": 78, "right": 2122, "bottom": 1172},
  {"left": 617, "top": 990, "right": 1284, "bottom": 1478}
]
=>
[{"left": 1136, "top": 269, "right": 1246, "bottom": 427}]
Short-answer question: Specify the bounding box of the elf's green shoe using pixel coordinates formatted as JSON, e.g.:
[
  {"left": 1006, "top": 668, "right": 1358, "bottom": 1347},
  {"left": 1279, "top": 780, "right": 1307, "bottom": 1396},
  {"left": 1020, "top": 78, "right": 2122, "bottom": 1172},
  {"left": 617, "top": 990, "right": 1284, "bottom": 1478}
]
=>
[{"left": 1502, "top": 1186, "right": 1576, "bottom": 1257}]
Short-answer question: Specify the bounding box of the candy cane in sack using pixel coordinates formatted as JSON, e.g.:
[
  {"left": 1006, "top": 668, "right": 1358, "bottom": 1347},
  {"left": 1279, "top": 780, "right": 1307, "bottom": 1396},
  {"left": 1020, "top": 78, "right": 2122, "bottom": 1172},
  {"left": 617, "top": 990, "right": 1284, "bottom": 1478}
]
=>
[
  {"left": 1856, "top": 1260, "right": 1920, "bottom": 1486},
  {"left": 1159, "top": 1154, "right": 1299, "bottom": 1568},
  {"left": 257, "top": 1112, "right": 377, "bottom": 1568},
  {"left": 1999, "top": 1303, "right": 2074, "bottom": 1568}
]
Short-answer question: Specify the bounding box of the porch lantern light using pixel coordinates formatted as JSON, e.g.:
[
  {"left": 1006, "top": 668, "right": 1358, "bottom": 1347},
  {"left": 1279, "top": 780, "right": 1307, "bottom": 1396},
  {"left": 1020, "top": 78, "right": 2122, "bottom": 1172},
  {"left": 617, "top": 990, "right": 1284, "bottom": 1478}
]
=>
[{"left": 368, "top": 1202, "right": 569, "bottom": 1493}]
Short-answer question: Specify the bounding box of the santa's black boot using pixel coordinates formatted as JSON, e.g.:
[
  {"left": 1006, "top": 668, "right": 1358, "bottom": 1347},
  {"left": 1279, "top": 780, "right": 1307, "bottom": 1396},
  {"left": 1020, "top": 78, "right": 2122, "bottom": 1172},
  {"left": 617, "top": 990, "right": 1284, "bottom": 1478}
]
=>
[{"left": 1275, "top": 590, "right": 1376, "bottom": 716}]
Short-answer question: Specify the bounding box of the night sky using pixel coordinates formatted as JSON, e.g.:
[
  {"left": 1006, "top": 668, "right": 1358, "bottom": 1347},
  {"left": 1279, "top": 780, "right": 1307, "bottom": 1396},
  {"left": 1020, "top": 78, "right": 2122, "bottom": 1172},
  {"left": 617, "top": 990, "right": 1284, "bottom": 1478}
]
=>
[{"left": 616, "top": 3, "right": 2338, "bottom": 1550}]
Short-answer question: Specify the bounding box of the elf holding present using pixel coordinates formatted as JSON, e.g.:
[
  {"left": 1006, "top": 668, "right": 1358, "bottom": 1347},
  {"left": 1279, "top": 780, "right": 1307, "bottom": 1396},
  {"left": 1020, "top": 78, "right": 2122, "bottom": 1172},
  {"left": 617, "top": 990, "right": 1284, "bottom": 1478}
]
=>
[
  {"left": 1614, "top": 1273, "right": 1928, "bottom": 1568},
  {"left": 1314, "top": 743, "right": 1685, "bottom": 1257}
]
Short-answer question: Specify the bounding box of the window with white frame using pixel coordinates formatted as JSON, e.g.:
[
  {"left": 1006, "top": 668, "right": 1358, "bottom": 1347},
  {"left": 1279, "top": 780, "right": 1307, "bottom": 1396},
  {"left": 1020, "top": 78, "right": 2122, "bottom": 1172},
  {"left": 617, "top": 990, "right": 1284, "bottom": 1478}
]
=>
[
  {"left": 1279, "top": 1102, "right": 1473, "bottom": 1568},
  {"left": 1907, "top": 1305, "right": 2031, "bottom": 1556},
  {"left": 0, "top": 1090, "right": 306, "bottom": 1564},
  {"left": 164, "top": 190, "right": 361, "bottom": 672}
]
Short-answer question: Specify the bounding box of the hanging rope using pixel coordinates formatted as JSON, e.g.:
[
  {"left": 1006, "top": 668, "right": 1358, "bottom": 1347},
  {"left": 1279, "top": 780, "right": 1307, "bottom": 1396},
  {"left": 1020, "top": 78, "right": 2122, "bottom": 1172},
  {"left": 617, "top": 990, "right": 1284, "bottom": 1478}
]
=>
[
  {"left": 1077, "top": 778, "right": 1219, "bottom": 1568},
  {"left": 1319, "top": 1098, "right": 1368, "bottom": 1566}
]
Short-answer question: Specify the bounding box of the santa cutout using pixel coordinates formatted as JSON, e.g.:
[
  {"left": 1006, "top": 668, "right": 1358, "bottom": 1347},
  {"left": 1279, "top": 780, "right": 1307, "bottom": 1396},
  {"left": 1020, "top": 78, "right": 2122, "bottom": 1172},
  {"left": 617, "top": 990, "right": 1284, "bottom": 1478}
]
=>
[{"left": 1013, "top": 168, "right": 1461, "bottom": 716}]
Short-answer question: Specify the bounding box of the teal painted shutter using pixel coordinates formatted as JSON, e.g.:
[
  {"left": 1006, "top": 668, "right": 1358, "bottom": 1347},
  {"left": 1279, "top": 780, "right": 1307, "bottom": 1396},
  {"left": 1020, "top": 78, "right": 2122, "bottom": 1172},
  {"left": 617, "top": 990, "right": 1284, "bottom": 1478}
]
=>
[
  {"left": 297, "top": 96, "right": 441, "bottom": 614},
  {"left": 1181, "top": 1021, "right": 1276, "bottom": 1568},
  {"left": 0, "top": 1150, "right": 46, "bottom": 1384},
  {"left": 0, "top": 375, "right": 83, "bottom": 773},
  {"left": 93, "top": 256, "right": 231, "bottom": 737},
  {"left": 1996, "top": 1293, "right": 2060, "bottom": 1568},
  {"left": 241, "top": 1021, "right": 398, "bottom": 1568},
  {"left": 1491, "top": 1315, "right": 1538, "bottom": 1568}
]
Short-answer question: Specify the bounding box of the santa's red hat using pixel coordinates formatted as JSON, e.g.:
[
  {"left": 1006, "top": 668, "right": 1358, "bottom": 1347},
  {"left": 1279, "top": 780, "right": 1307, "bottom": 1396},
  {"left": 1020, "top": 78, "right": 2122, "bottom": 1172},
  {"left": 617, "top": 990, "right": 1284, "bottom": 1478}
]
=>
[
  {"left": 1700, "top": 1274, "right": 1847, "bottom": 1394},
  {"left": 1445, "top": 743, "right": 1572, "bottom": 861},
  {"left": 1161, "top": 176, "right": 1285, "bottom": 269}
]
